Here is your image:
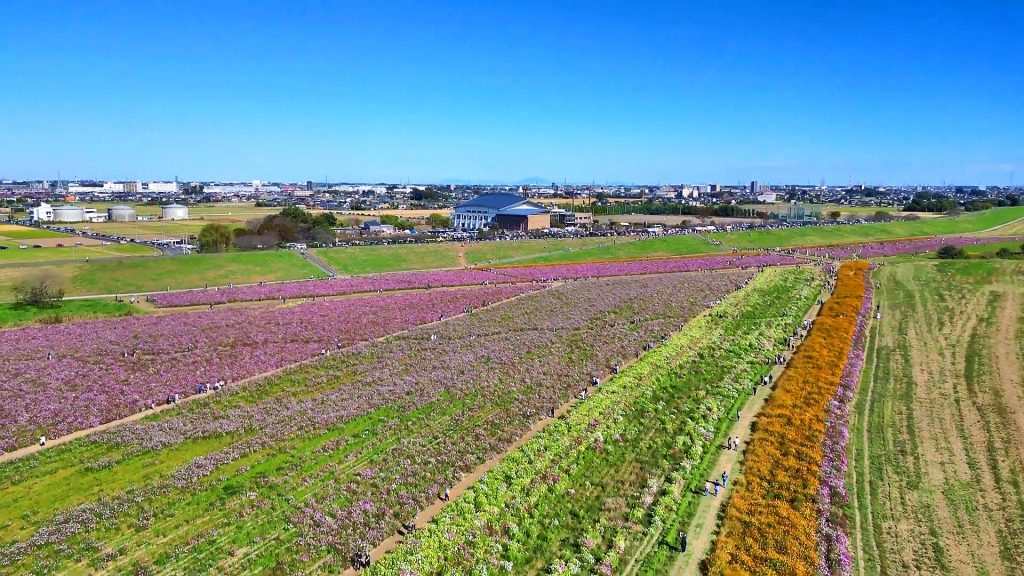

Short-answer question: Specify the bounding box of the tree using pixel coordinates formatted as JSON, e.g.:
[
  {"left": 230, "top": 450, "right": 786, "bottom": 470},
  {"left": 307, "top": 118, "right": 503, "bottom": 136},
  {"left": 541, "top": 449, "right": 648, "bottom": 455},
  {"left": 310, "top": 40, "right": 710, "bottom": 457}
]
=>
[
  {"left": 995, "top": 247, "right": 1013, "bottom": 258},
  {"left": 828, "top": 210, "right": 842, "bottom": 220},
  {"left": 944, "top": 205, "right": 964, "bottom": 218},
  {"left": 13, "top": 278, "right": 65, "bottom": 308},
  {"left": 379, "top": 214, "right": 414, "bottom": 231},
  {"left": 428, "top": 213, "right": 452, "bottom": 229},
  {"left": 936, "top": 245, "right": 967, "bottom": 259},
  {"left": 198, "top": 223, "right": 234, "bottom": 252}
]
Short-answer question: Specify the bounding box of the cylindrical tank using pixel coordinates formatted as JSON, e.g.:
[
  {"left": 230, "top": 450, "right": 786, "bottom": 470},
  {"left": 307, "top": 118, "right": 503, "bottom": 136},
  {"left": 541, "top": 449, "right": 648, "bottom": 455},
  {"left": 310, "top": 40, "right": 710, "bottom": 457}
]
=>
[
  {"left": 107, "top": 205, "right": 138, "bottom": 222},
  {"left": 52, "top": 205, "right": 85, "bottom": 223},
  {"left": 161, "top": 203, "right": 189, "bottom": 220}
]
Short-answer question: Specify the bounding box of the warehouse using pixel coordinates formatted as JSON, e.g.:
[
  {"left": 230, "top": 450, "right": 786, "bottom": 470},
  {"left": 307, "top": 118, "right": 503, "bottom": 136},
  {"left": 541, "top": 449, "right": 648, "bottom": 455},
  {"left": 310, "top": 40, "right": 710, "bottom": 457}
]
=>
[{"left": 451, "top": 193, "right": 550, "bottom": 231}]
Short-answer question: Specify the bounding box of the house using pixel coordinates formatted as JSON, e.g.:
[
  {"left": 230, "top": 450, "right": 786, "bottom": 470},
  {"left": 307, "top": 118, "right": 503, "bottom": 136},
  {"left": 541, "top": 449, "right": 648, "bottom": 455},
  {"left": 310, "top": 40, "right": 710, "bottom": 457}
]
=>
[
  {"left": 452, "top": 193, "right": 551, "bottom": 231},
  {"left": 361, "top": 220, "right": 397, "bottom": 234}
]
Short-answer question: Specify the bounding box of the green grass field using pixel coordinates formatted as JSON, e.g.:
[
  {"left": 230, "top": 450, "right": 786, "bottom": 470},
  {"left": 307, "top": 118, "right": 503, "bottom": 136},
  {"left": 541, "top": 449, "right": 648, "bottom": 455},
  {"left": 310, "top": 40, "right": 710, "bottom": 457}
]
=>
[
  {"left": 0, "top": 228, "right": 71, "bottom": 240},
  {"left": 313, "top": 237, "right": 641, "bottom": 274},
  {"left": 66, "top": 251, "right": 322, "bottom": 295},
  {"left": 713, "top": 206, "right": 1024, "bottom": 248},
  {"left": 849, "top": 258, "right": 1024, "bottom": 575},
  {"left": 515, "top": 234, "right": 722, "bottom": 264},
  {"left": 0, "top": 299, "right": 141, "bottom": 328},
  {"left": 315, "top": 243, "right": 462, "bottom": 274},
  {"left": 0, "top": 242, "right": 156, "bottom": 263},
  {"left": 463, "top": 237, "right": 632, "bottom": 264},
  {"left": 0, "top": 251, "right": 321, "bottom": 300}
]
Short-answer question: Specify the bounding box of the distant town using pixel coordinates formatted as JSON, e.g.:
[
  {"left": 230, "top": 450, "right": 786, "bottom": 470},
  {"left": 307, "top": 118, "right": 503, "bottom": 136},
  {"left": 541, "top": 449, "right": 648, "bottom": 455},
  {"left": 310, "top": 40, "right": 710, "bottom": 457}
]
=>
[
  {"left": 2, "top": 178, "right": 1020, "bottom": 216},
  {"left": 1, "top": 178, "right": 1020, "bottom": 254}
]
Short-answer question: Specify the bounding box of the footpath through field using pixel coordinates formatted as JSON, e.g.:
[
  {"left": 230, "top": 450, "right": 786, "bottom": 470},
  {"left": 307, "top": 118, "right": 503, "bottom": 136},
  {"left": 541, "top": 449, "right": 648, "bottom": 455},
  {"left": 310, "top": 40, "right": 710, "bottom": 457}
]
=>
[
  {"left": 663, "top": 283, "right": 833, "bottom": 575},
  {"left": 339, "top": 269, "right": 827, "bottom": 575}
]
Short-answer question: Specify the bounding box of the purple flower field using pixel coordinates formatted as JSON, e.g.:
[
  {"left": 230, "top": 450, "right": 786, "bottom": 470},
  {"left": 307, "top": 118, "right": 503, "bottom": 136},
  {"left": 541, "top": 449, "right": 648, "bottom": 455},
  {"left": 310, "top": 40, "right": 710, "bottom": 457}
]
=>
[
  {"left": 0, "top": 271, "right": 752, "bottom": 572},
  {"left": 803, "top": 235, "right": 1018, "bottom": 259},
  {"left": 490, "top": 253, "right": 803, "bottom": 281},
  {"left": 151, "top": 253, "right": 803, "bottom": 307},
  {"left": 151, "top": 268, "right": 510, "bottom": 307},
  {"left": 0, "top": 285, "right": 536, "bottom": 453}
]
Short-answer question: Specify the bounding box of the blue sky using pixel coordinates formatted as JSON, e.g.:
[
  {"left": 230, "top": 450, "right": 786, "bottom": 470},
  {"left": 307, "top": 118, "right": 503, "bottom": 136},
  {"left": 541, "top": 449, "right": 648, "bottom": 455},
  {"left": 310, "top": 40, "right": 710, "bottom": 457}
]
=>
[{"left": 1, "top": 1, "right": 1022, "bottom": 184}]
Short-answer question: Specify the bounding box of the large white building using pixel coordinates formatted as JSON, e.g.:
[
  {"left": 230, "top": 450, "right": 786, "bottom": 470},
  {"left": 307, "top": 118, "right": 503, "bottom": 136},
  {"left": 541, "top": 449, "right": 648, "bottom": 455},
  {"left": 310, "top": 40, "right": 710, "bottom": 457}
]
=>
[
  {"left": 29, "top": 202, "right": 53, "bottom": 222},
  {"left": 452, "top": 193, "right": 551, "bottom": 231}
]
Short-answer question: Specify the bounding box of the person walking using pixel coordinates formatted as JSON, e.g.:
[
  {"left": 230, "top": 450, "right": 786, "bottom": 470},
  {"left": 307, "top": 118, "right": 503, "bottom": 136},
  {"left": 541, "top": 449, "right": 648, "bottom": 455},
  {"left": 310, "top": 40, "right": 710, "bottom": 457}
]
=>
[{"left": 679, "top": 531, "right": 688, "bottom": 553}]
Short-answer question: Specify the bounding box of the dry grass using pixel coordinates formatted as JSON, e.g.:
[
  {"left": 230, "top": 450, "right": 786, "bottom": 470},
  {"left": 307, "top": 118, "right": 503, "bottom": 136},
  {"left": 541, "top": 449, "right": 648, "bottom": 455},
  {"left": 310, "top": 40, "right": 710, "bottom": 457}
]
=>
[{"left": 850, "top": 259, "right": 1024, "bottom": 576}]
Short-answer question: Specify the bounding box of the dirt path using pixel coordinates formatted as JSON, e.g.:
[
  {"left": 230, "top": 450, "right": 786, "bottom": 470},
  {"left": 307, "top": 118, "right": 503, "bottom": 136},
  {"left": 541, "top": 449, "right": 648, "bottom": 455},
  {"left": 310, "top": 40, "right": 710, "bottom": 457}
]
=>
[
  {"left": 976, "top": 214, "right": 1024, "bottom": 236},
  {"left": 664, "top": 286, "right": 831, "bottom": 575},
  {"left": 456, "top": 243, "right": 468, "bottom": 267},
  {"left": 339, "top": 321, "right": 657, "bottom": 575},
  {"left": 993, "top": 287, "right": 1024, "bottom": 462},
  {"left": 852, "top": 275, "right": 883, "bottom": 576}
]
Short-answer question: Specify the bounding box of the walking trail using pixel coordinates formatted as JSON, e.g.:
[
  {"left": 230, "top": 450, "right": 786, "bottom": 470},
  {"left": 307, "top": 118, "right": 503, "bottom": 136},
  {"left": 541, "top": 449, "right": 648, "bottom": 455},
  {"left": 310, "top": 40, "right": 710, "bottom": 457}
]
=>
[
  {"left": 341, "top": 275, "right": 830, "bottom": 575},
  {"left": 338, "top": 326, "right": 651, "bottom": 575},
  {"left": 666, "top": 285, "right": 832, "bottom": 576}
]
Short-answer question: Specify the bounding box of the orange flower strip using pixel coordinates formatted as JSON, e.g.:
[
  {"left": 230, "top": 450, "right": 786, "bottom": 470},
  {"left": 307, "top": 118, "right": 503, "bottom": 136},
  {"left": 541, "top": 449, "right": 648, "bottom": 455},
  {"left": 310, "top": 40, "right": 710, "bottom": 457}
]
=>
[{"left": 707, "top": 261, "right": 869, "bottom": 576}]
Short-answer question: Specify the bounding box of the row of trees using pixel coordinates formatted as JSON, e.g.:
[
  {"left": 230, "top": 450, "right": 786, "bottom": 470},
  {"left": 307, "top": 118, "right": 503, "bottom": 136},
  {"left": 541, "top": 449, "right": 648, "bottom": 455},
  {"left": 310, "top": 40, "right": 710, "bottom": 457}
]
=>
[
  {"left": 197, "top": 207, "right": 452, "bottom": 252},
  {"left": 904, "top": 192, "right": 1020, "bottom": 212}
]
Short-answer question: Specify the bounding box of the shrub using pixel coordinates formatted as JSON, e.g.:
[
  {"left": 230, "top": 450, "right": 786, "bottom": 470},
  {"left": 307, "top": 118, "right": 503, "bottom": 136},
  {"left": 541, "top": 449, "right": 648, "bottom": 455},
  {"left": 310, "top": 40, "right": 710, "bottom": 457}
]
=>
[
  {"left": 12, "top": 278, "right": 65, "bottom": 308},
  {"left": 936, "top": 245, "right": 967, "bottom": 259}
]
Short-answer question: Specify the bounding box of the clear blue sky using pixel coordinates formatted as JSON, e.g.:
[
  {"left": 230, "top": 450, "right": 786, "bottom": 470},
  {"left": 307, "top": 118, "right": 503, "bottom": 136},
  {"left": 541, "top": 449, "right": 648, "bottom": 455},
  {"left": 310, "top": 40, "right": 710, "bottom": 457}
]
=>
[{"left": 1, "top": 1, "right": 1022, "bottom": 185}]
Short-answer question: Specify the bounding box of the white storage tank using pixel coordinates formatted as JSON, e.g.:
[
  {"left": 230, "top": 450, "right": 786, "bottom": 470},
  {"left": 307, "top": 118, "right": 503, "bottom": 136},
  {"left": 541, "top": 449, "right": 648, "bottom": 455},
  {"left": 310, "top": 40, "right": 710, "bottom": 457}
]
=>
[
  {"left": 161, "top": 203, "right": 189, "bottom": 220},
  {"left": 107, "top": 205, "right": 138, "bottom": 222},
  {"left": 52, "top": 205, "right": 86, "bottom": 223}
]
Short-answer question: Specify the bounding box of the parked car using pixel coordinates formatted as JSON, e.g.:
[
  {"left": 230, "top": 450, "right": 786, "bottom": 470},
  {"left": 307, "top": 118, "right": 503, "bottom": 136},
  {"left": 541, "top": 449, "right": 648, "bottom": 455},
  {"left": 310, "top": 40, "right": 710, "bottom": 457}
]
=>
[
  {"left": 18, "top": 245, "right": 28, "bottom": 249},
  {"left": 32, "top": 244, "right": 43, "bottom": 248},
  {"left": 56, "top": 243, "right": 65, "bottom": 247}
]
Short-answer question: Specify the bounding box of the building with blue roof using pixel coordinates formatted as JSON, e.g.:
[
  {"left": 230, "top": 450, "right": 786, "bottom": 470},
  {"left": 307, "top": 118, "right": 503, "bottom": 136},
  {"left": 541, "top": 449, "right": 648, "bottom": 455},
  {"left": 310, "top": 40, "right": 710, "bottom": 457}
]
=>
[{"left": 451, "top": 192, "right": 551, "bottom": 231}]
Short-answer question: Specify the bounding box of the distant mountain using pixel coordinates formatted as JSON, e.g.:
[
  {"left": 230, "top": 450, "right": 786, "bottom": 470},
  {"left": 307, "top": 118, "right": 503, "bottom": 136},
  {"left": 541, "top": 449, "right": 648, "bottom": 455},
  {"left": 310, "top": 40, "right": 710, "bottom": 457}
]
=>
[{"left": 511, "top": 176, "right": 552, "bottom": 186}]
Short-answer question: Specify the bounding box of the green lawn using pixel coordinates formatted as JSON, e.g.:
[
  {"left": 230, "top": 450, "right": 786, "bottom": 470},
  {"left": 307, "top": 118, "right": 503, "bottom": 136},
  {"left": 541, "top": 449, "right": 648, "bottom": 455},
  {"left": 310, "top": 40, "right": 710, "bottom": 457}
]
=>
[
  {"left": 0, "top": 228, "right": 71, "bottom": 240},
  {"left": 463, "top": 237, "right": 632, "bottom": 265},
  {"left": 516, "top": 234, "right": 723, "bottom": 264},
  {"left": 313, "top": 237, "right": 635, "bottom": 274},
  {"left": 65, "top": 251, "right": 323, "bottom": 295},
  {"left": 0, "top": 242, "right": 156, "bottom": 263},
  {"left": 713, "top": 206, "right": 1024, "bottom": 249},
  {"left": 0, "top": 299, "right": 141, "bottom": 328},
  {"left": 960, "top": 240, "right": 1024, "bottom": 256},
  {"left": 314, "top": 243, "right": 462, "bottom": 274}
]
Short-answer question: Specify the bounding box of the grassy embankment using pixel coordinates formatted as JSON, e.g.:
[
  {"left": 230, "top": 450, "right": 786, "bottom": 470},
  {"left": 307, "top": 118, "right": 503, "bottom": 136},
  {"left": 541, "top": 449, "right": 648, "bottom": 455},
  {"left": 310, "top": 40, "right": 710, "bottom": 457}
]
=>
[{"left": 849, "top": 259, "right": 1024, "bottom": 575}]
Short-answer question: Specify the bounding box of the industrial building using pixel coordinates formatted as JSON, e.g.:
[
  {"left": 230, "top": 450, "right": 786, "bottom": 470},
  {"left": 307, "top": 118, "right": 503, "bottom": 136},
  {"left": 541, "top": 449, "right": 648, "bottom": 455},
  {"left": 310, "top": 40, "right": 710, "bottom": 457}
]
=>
[
  {"left": 161, "top": 203, "right": 189, "bottom": 220},
  {"left": 107, "top": 205, "right": 138, "bottom": 222},
  {"left": 29, "top": 202, "right": 54, "bottom": 222},
  {"left": 452, "top": 193, "right": 551, "bottom": 231},
  {"left": 52, "top": 205, "right": 86, "bottom": 223}
]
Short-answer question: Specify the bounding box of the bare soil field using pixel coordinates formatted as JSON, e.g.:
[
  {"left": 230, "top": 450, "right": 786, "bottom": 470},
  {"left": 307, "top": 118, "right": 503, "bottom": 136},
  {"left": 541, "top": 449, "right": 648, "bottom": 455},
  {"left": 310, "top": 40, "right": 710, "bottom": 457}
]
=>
[{"left": 850, "top": 259, "right": 1024, "bottom": 576}]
